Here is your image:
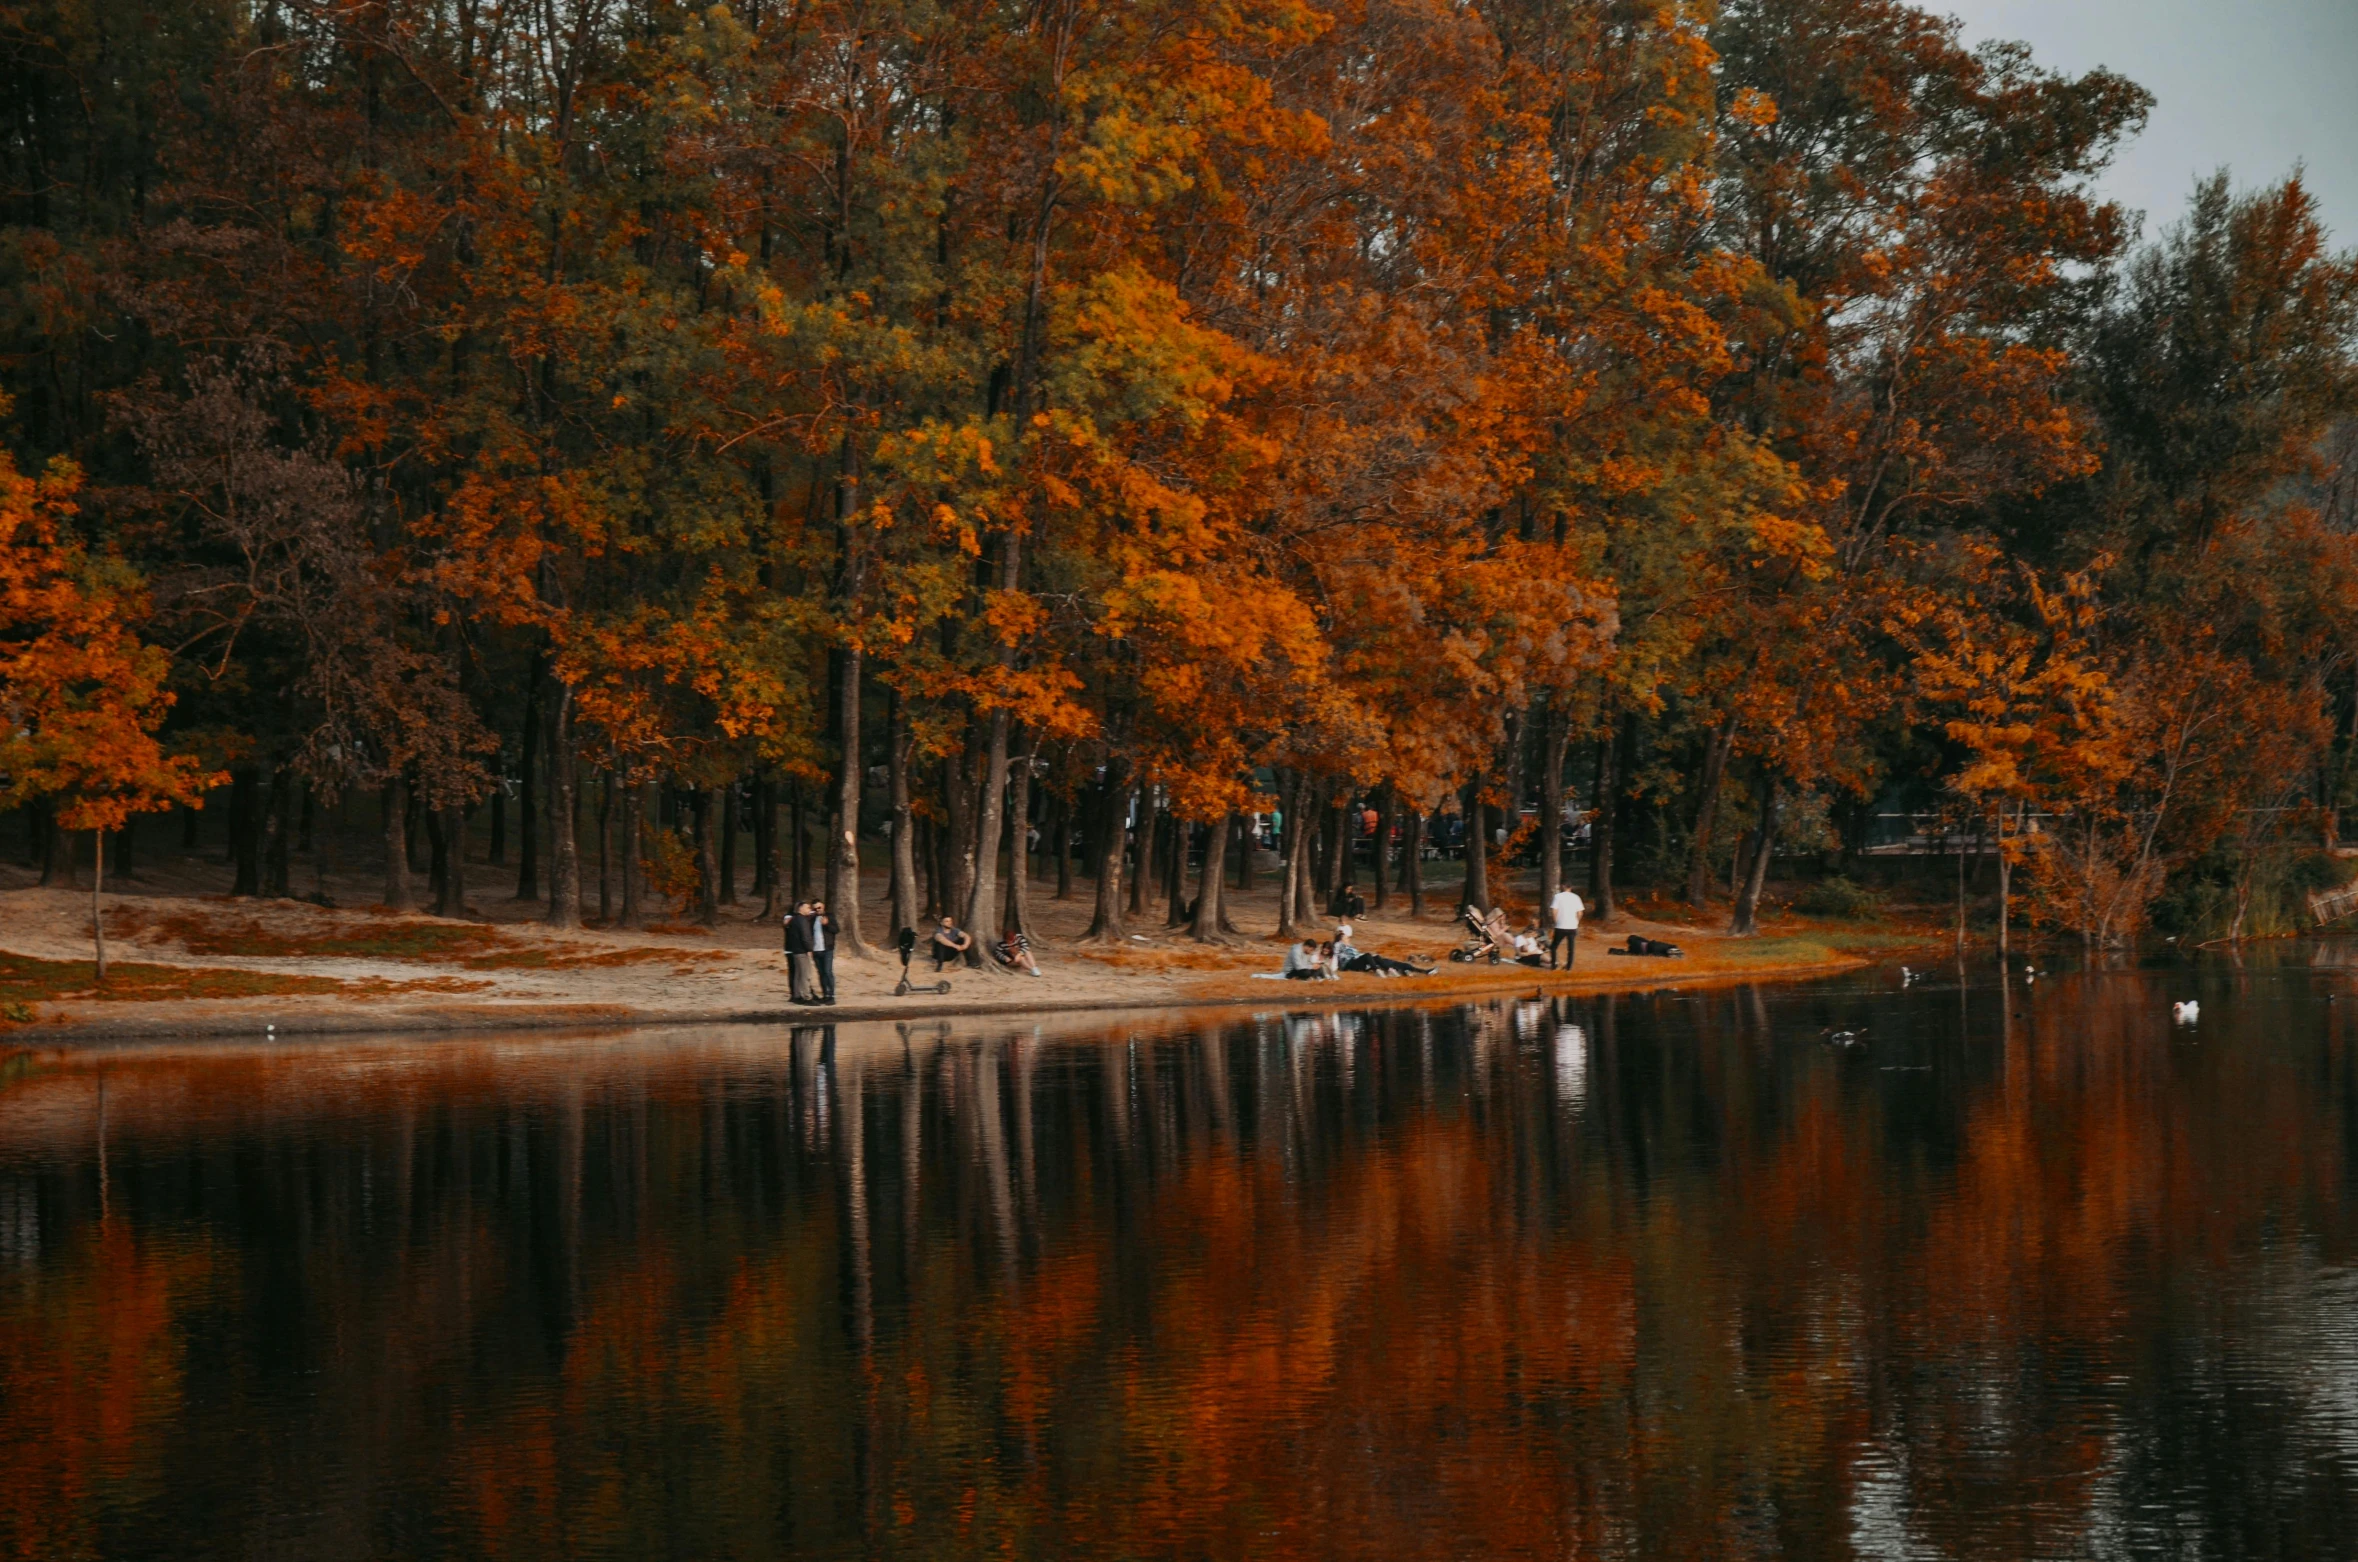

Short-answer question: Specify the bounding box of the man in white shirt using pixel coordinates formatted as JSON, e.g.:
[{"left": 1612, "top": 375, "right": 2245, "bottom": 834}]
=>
[{"left": 1548, "top": 886, "right": 1584, "bottom": 969}]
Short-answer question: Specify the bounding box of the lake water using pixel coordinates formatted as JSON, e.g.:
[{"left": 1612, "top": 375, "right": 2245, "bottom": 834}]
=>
[{"left": 6, "top": 952, "right": 2358, "bottom": 1559}]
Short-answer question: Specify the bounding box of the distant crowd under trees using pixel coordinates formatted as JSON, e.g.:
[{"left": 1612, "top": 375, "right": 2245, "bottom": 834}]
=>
[{"left": 4, "top": 0, "right": 2356, "bottom": 953}]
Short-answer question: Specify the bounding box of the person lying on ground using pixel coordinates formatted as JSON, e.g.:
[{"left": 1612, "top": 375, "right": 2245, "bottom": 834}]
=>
[
  {"left": 1333, "top": 924, "right": 1433, "bottom": 977},
  {"left": 996, "top": 929, "right": 1043, "bottom": 977},
  {"left": 931, "top": 916, "right": 974, "bottom": 970}
]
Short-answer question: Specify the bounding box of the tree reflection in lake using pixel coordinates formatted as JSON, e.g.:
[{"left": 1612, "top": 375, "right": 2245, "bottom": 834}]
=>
[{"left": 4, "top": 960, "right": 2358, "bottom": 1558}]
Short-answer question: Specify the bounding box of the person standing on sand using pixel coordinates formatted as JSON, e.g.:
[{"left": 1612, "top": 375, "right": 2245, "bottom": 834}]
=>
[
  {"left": 784, "top": 901, "right": 817, "bottom": 1003},
  {"left": 1549, "top": 884, "right": 1584, "bottom": 969},
  {"left": 809, "top": 899, "right": 838, "bottom": 1005}
]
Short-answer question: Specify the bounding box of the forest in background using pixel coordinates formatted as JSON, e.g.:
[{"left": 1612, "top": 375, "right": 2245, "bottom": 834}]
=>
[{"left": 3, "top": 0, "right": 2356, "bottom": 955}]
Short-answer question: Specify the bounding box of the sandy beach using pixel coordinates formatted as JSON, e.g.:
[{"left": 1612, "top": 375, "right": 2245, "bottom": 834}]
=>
[{"left": 0, "top": 831, "right": 1911, "bottom": 1043}]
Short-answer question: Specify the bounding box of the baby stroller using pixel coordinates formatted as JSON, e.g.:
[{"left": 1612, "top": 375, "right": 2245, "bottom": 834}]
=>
[{"left": 1451, "top": 905, "right": 1513, "bottom": 963}]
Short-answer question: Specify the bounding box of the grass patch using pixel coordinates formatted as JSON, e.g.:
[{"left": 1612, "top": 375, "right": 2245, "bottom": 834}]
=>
[
  {"left": 111, "top": 905, "right": 504, "bottom": 962},
  {"left": 105, "top": 905, "right": 728, "bottom": 972},
  {"left": 0, "top": 950, "right": 490, "bottom": 1014}
]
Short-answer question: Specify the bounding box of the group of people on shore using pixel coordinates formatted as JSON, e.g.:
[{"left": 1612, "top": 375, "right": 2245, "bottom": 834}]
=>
[
  {"left": 1273, "top": 923, "right": 1434, "bottom": 980},
  {"left": 1262, "top": 884, "right": 1437, "bottom": 981},
  {"left": 783, "top": 878, "right": 1594, "bottom": 1003},
  {"left": 1468, "top": 886, "right": 1586, "bottom": 968}
]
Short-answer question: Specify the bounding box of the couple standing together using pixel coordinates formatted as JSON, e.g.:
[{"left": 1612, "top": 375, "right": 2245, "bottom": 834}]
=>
[{"left": 783, "top": 901, "right": 838, "bottom": 1004}]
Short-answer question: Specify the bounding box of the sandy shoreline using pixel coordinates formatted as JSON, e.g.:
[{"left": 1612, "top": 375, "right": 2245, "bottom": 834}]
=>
[{"left": 1, "top": 853, "right": 1913, "bottom": 1047}]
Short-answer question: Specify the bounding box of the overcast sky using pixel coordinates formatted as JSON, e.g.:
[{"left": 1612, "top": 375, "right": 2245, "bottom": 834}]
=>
[{"left": 1941, "top": 0, "right": 2356, "bottom": 249}]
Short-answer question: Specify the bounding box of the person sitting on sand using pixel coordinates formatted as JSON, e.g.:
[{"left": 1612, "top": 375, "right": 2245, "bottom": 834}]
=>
[
  {"left": 996, "top": 928, "right": 1043, "bottom": 977},
  {"left": 1282, "top": 938, "right": 1329, "bottom": 980},
  {"left": 1510, "top": 928, "right": 1551, "bottom": 969},
  {"left": 931, "top": 916, "right": 974, "bottom": 971}
]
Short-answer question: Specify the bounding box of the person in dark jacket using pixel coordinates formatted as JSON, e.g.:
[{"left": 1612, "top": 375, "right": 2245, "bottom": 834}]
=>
[
  {"left": 808, "top": 899, "right": 838, "bottom": 1004},
  {"left": 1329, "top": 882, "right": 1366, "bottom": 919},
  {"left": 783, "top": 901, "right": 816, "bottom": 1003}
]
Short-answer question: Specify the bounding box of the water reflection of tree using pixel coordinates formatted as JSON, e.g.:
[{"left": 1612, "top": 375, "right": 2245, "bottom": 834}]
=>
[{"left": 0, "top": 986, "right": 2354, "bottom": 1556}]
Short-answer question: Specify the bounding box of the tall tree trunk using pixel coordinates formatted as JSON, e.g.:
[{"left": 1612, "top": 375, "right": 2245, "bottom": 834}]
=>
[
  {"left": 1313, "top": 783, "right": 1340, "bottom": 906},
  {"left": 888, "top": 698, "right": 919, "bottom": 937},
  {"left": 1372, "top": 784, "right": 1397, "bottom": 909},
  {"left": 1218, "top": 813, "right": 1245, "bottom": 932},
  {"left": 516, "top": 658, "right": 542, "bottom": 900},
  {"left": 1054, "top": 791, "right": 1074, "bottom": 900},
  {"left": 88, "top": 828, "right": 107, "bottom": 981},
  {"left": 1128, "top": 789, "right": 1156, "bottom": 918},
  {"left": 434, "top": 806, "right": 467, "bottom": 917},
  {"left": 1685, "top": 719, "right": 1734, "bottom": 906},
  {"left": 264, "top": 767, "right": 292, "bottom": 898},
  {"left": 754, "top": 773, "right": 779, "bottom": 917},
  {"left": 1167, "top": 815, "right": 1191, "bottom": 927},
  {"left": 618, "top": 781, "right": 646, "bottom": 929},
  {"left": 920, "top": 815, "right": 938, "bottom": 918},
  {"left": 1730, "top": 779, "right": 1778, "bottom": 936},
  {"left": 230, "top": 765, "right": 260, "bottom": 896},
  {"left": 423, "top": 805, "right": 448, "bottom": 911},
  {"left": 1405, "top": 810, "right": 1426, "bottom": 916},
  {"left": 546, "top": 683, "right": 581, "bottom": 929},
  {"left": 597, "top": 772, "right": 613, "bottom": 923},
  {"left": 1277, "top": 770, "right": 1311, "bottom": 939},
  {"left": 1293, "top": 787, "right": 1320, "bottom": 928},
  {"left": 1539, "top": 703, "right": 1569, "bottom": 916},
  {"left": 1003, "top": 729, "right": 1038, "bottom": 940},
  {"left": 827, "top": 648, "right": 870, "bottom": 954},
  {"left": 1081, "top": 775, "right": 1132, "bottom": 942},
  {"left": 790, "top": 786, "right": 810, "bottom": 900},
  {"left": 381, "top": 777, "right": 414, "bottom": 911},
  {"left": 1587, "top": 732, "right": 1617, "bottom": 921},
  {"left": 1189, "top": 810, "right": 1237, "bottom": 943},
  {"left": 695, "top": 786, "right": 720, "bottom": 926},
  {"left": 945, "top": 745, "right": 977, "bottom": 929},
  {"left": 1460, "top": 781, "right": 1489, "bottom": 913},
  {"left": 403, "top": 783, "right": 423, "bottom": 873},
  {"left": 965, "top": 705, "right": 1014, "bottom": 958},
  {"left": 488, "top": 765, "right": 506, "bottom": 865},
  {"left": 719, "top": 780, "right": 739, "bottom": 905}
]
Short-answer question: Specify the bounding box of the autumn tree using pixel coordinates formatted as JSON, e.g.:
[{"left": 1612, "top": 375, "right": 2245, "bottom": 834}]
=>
[{"left": 1, "top": 430, "right": 217, "bottom": 974}]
